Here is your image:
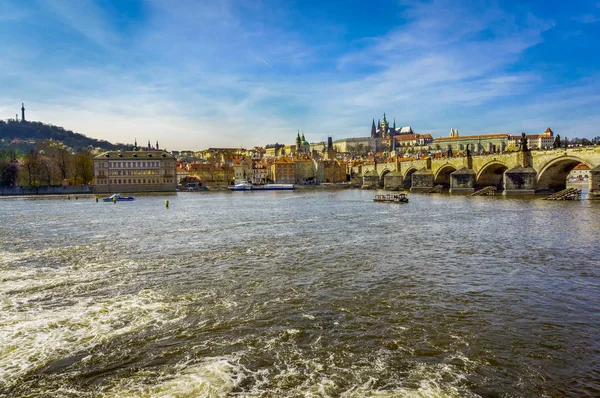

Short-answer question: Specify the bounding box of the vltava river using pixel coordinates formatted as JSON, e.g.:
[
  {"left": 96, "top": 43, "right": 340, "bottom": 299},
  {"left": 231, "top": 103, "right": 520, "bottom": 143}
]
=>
[{"left": 1, "top": 190, "right": 599, "bottom": 397}]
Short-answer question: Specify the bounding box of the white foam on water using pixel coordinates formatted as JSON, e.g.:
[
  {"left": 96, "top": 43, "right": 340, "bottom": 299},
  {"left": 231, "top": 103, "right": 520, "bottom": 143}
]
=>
[
  {"left": 0, "top": 289, "right": 185, "bottom": 388},
  {"left": 99, "top": 356, "right": 245, "bottom": 397}
]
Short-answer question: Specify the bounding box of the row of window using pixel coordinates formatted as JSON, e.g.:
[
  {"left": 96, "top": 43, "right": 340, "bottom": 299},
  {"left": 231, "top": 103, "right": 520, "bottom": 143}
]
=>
[
  {"left": 109, "top": 170, "right": 162, "bottom": 176},
  {"left": 96, "top": 178, "right": 174, "bottom": 184},
  {"left": 98, "top": 161, "right": 164, "bottom": 168}
]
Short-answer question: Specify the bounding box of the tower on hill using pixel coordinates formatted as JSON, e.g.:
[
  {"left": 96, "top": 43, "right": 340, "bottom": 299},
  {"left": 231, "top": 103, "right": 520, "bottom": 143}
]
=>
[{"left": 21, "top": 103, "right": 25, "bottom": 122}]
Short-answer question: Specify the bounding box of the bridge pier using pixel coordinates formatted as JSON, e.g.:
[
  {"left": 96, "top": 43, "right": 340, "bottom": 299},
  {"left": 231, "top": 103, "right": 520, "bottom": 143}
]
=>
[
  {"left": 383, "top": 171, "right": 403, "bottom": 191},
  {"left": 362, "top": 171, "right": 379, "bottom": 189},
  {"left": 588, "top": 165, "right": 600, "bottom": 200},
  {"left": 410, "top": 168, "right": 435, "bottom": 192},
  {"left": 503, "top": 165, "right": 537, "bottom": 195},
  {"left": 449, "top": 167, "right": 475, "bottom": 193}
]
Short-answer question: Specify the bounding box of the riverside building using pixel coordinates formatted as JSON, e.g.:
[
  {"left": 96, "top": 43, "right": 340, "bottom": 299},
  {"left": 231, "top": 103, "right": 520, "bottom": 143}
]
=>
[{"left": 93, "top": 149, "right": 177, "bottom": 193}]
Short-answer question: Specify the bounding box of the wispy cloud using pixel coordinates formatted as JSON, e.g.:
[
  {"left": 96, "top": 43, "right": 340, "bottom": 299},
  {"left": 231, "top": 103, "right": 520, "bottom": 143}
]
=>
[{"left": 41, "top": 0, "right": 120, "bottom": 49}]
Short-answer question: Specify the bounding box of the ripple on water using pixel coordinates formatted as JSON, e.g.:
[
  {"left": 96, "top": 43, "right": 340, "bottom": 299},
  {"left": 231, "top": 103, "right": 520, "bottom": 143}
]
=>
[{"left": 1, "top": 192, "right": 599, "bottom": 396}]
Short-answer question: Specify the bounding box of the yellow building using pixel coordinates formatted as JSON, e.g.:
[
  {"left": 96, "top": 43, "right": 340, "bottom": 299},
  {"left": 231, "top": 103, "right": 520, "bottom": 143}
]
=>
[
  {"left": 272, "top": 156, "right": 295, "bottom": 184},
  {"left": 93, "top": 150, "right": 177, "bottom": 193},
  {"left": 434, "top": 129, "right": 509, "bottom": 154}
]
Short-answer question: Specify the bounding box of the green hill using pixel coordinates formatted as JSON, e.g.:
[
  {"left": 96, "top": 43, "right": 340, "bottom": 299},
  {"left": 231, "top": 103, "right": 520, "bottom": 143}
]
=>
[{"left": 0, "top": 119, "right": 131, "bottom": 152}]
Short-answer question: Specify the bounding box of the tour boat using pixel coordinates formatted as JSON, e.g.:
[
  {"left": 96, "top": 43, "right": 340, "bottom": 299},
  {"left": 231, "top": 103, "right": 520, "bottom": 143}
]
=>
[
  {"left": 373, "top": 193, "right": 409, "bottom": 203},
  {"left": 229, "top": 182, "right": 295, "bottom": 191},
  {"left": 102, "top": 193, "right": 136, "bottom": 202}
]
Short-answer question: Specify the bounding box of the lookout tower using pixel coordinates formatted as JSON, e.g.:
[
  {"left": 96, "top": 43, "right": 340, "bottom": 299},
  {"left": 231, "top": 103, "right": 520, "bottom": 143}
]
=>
[{"left": 21, "top": 103, "right": 25, "bottom": 122}]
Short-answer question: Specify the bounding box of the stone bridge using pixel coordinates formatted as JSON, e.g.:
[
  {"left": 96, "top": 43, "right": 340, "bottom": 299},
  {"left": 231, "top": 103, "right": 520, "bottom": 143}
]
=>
[{"left": 357, "top": 146, "right": 600, "bottom": 198}]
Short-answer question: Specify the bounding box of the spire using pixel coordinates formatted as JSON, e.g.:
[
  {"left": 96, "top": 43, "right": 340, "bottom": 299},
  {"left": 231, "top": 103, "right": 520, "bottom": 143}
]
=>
[
  {"left": 156, "top": 140, "right": 159, "bottom": 150},
  {"left": 393, "top": 118, "right": 396, "bottom": 129},
  {"left": 371, "top": 119, "right": 376, "bottom": 138},
  {"left": 148, "top": 139, "right": 151, "bottom": 149},
  {"left": 21, "top": 103, "right": 25, "bottom": 122},
  {"left": 134, "top": 138, "right": 138, "bottom": 149}
]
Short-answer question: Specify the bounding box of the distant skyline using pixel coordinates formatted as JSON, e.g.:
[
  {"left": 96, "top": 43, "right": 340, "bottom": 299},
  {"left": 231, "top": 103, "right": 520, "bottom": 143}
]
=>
[{"left": 1, "top": 0, "right": 599, "bottom": 151}]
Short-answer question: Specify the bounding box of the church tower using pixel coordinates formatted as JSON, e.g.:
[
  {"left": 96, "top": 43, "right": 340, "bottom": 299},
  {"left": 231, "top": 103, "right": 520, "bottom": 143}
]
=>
[
  {"left": 381, "top": 113, "right": 389, "bottom": 138},
  {"left": 21, "top": 103, "right": 25, "bottom": 122},
  {"left": 296, "top": 131, "right": 301, "bottom": 153}
]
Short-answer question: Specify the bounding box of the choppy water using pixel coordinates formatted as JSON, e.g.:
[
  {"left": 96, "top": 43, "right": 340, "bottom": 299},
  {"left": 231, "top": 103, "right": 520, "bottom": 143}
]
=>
[{"left": 1, "top": 190, "right": 599, "bottom": 397}]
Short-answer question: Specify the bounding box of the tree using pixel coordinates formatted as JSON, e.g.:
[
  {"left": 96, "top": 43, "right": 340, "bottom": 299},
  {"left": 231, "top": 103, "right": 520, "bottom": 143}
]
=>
[
  {"left": 21, "top": 151, "right": 41, "bottom": 186},
  {"left": 36, "top": 140, "right": 72, "bottom": 181},
  {"left": 0, "top": 149, "right": 19, "bottom": 186},
  {"left": 38, "top": 155, "right": 57, "bottom": 186},
  {"left": 73, "top": 153, "right": 93, "bottom": 185}
]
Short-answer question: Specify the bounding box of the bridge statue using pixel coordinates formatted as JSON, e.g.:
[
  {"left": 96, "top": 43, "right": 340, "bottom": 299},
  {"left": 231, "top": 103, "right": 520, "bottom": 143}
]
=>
[{"left": 519, "top": 132, "right": 529, "bottom": 152}]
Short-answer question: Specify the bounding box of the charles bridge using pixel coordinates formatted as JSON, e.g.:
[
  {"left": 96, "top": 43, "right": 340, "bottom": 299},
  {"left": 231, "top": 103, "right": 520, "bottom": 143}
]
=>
[{"left": 354, "top": 146, "right": 600, "bottom": 199}]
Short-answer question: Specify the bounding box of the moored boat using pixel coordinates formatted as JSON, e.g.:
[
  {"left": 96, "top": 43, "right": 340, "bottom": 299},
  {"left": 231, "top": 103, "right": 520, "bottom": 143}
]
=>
[
  {"left": 102, "top": 193, "right": 135, "bottom": 202},
  {"left": 229, "top": 183, "right": 295, "bottom": 191}
]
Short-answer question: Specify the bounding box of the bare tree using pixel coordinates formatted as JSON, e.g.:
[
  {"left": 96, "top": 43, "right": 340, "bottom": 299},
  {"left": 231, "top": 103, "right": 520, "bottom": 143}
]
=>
[{"left": 21, "top": 151, "right": 41, "bottom": 186}]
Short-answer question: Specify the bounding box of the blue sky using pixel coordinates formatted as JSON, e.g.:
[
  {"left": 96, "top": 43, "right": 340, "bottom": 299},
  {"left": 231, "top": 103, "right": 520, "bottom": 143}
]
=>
[{"left": 1, "top": 0, "right": 599, "bottom": 150}]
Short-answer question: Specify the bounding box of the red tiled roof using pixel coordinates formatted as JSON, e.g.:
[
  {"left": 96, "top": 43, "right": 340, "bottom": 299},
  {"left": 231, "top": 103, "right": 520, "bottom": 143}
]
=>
[{"left": 573, "top": 163, "right": 590, "bottom": 171}]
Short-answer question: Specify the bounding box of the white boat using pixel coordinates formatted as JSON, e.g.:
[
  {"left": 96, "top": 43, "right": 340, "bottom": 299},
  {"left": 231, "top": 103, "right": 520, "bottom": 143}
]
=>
[
  {"left": 229, "top": 182, "right": 295, "bottom": 191},
  {"left": 373, "top": 193, "right": 409, "bottom": 203}
]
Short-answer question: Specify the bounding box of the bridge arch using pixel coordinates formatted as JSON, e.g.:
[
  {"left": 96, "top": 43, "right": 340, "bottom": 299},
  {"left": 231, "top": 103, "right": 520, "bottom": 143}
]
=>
[
  {"left": 476, "top": 161, "right": 509, "bottom": 189},
  {"left": 379, "top": 169, "right": 391, "bottom": 188},
  {"left": 434, "top": 165, "right": 457, "bottom": 189},
  {"left": 536, "top": 156, "right": 590, "bottom": 191},
  {"left": 403, "top": 167, "right": 418, "bottom": 189},
  {"left": 379, "top": 168, "right": 391, "bottom": 179}
]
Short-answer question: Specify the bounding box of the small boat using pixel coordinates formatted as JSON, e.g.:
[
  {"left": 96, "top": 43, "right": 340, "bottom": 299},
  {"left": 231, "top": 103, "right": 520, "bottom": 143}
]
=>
[
  {"left": 229, "top": 182, "right": 295, "bottom": 191},
  {"left": 102, "top": 193, "right": 135, "bottom": 202},
  {"left": 373, "top": 193, "right": 409, "bottom": 203}
]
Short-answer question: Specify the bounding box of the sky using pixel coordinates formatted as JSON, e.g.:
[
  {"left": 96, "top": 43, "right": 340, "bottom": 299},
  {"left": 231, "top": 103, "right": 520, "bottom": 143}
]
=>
[{"left": 1, "top": 0, "right": 599, "bottom": 151}]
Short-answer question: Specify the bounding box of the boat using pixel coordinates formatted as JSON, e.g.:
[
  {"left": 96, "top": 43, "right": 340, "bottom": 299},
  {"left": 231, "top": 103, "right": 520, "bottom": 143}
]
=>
[
  {"left": 373, "top": 193, "right": 409, "bottom": 203},
  {"left": 102, "top": 193, "right": 135, "bottom": 202},
  {"left": 229, "top": 182, "right": 295, "bottom": 191}
]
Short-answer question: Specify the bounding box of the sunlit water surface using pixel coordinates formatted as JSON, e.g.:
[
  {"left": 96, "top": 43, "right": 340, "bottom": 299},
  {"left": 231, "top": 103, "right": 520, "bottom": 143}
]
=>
[{"left": 1, "top": 190, "right": 599, "bottom": 397}]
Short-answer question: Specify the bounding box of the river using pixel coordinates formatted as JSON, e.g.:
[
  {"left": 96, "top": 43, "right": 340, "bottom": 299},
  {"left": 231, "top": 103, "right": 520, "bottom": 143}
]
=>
[{"left": 1, "top": 190, "right": 599, "bottom": 397}]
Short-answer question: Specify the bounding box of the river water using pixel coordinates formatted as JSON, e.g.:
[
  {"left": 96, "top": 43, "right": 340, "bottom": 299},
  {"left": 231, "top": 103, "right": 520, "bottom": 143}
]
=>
[{"left": 1, "top": 190, "right": 599, "bottom": 397}]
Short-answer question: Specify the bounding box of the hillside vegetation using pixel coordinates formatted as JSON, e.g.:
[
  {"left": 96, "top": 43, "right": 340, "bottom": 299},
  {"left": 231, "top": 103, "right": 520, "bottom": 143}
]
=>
[{"left": 0, "top": 119, "right": 130, "bottom": 152}]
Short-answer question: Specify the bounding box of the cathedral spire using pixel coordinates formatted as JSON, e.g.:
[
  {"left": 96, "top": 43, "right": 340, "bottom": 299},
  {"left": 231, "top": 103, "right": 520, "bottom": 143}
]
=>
[{"left": 371, "top": 118, "right": 376, "bottom": 138}]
